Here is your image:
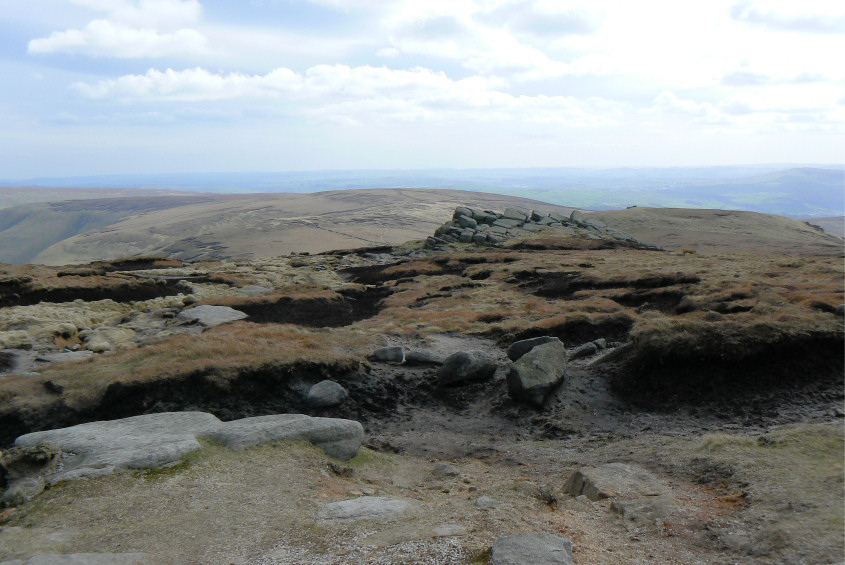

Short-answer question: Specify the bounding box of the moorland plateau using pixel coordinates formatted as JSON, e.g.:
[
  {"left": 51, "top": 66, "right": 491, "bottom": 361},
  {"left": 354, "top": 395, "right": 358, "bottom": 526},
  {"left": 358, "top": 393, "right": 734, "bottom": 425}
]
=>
[{"left": 0, "top": 188, "right": 842, "bottom": 565}]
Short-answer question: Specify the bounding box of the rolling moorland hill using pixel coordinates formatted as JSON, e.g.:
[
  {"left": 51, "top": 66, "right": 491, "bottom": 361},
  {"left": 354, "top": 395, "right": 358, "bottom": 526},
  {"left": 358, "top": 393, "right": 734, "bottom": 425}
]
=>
[
  {"left": 0, "top": 201, "right": 843, "bottom": 564},
  {"left": 0, "top": 188, "right": 839, "bottom": 266},
  {"left": 30, "top": 189, "right": 575, "bottom": 266}
]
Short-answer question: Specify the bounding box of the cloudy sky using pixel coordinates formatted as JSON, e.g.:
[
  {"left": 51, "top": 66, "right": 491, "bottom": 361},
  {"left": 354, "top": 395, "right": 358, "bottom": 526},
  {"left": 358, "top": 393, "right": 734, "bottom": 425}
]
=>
[{"left": 1, "top": 0, "right": 843, "bottom": 178}]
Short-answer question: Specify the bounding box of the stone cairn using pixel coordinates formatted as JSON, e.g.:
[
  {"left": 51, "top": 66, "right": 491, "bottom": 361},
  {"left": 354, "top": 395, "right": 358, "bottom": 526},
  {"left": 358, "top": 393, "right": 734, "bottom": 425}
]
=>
[{"left": 425, "top": 206, "right": 647, "bottom": 249}]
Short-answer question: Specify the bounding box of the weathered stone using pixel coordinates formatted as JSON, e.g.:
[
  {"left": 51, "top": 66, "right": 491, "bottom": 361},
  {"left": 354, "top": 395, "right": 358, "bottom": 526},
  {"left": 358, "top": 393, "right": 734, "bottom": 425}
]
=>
[
  {"left": 438, "top": 350, "right": 498, "bottom": 386},
  {"left": 453, "top": 207, "right": 473, "bottom": 219},
  {"left": 536, "top": 217, "right": 555, "bottom": 226},
  {"left": 459, "top": 229, "right": 475, "bottom": 243},
  {"left": 472, "top": 233, "right": 487, "bottom": 245},
  {"left": 176, "top": 305, "right": 247, "bottom": 327},
  {"left": 490, "top": 533, "right": 573, "bottom": 565},
  {"left": 507, "top": 336, "right": 561, "bottom": 361},
  {"left": 0, "top": 554, "right": 149, "bottom": 565},
  {"left": 489, "top": 225, "right": 508, "bottom": 235},
  {"left": 433, "top": 462, "right": 460, "bottom": 477},
  {"left": 307, "top": 380, "right": 349, "bottom": 408},
  {"left": 593, "top": 338, "right": 607, "bottom": 350},
  {"left": 15, "top": 413, "right": 365, "bottom": 484},
  {"left": 569, "top": 210, "right": 585, "bottom": 224},
  {"left": 1, "top": 477, "right": 45, "bottom": 506},
  {"left": 530, "top": 210, "right": 544, "bottom": 222},
  {"left": 548, "top": 212, "right": 569, "bottom": 223},
  {"left": 502, "top": 207, "right": 530, "bottom": 222},
  {"left": 563, "top": 463, "right": 663, "bottom": 501},
  {"left": 836, "top": 304, "right": 845, "bottom": 316},
  {"left": 480, "top": 214, "right": 499, "bottom": 225},
  {"left": 317, "top": 496, "right": 411, "bottom": 521},
  {"left": 486, "top": 234, "right": 502, "bottom": 244},
  {"left": 492, "top": 218, "right": 522, "bottom": 229},
  {"left": 522, "top": 224, "right": 543, "bottom": 232},
  {"left": 568, "top": 342, "right": 598, "bottom": 361},
  {"left": 371, "top": 346, "right": 405, "bottom": 363},
  {"left": 205, "top": 415, "right": 364, "bottom": 461},
  {"left": 457, "top": 215, "right": 478, "bottom": 229},
  {"left": 403, "top": 350, "right": 443, "bottom": 366},
  {"left": 432, "top": 524, "right": 467, "bottom": 537},
  {"left": 506, "top": 341, "right": 567, "bottom": 407}
]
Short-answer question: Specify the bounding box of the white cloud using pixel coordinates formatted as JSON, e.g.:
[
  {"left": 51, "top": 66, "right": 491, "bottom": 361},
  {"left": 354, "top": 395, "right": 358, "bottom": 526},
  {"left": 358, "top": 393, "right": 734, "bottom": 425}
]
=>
[
  {"left": 70, "top": 63, "right": 623, "bottom": 126},
  {"left": 730, "top": 0, "right": 845, "bottom": 34},
  {"left": 28, "top": 0, "right": 208, "bottom": 58}
]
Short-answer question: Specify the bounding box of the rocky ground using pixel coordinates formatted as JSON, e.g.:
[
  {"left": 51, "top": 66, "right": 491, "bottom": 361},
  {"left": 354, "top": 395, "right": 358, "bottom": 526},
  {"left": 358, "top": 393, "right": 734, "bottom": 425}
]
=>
[{"left": 0, "top": 206, "right": 843, "bottom": 564}]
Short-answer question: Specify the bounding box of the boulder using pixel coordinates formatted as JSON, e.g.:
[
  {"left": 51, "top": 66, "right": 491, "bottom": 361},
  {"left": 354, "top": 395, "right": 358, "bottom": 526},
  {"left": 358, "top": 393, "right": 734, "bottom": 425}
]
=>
[
  {"left": 522, "top": 224, "right": 543, "bottom": 232},
  {"left": 35, "top": 351, "right": 93, "bottom": 364},
  {"left": 611, "top": 495, "right": 678, "bottom": 530},
  {"left": 457, "top": 215, "right": 478, "bottom": 229},
  {"left": 0, "top": 554, "right": 149, "bottom": 565},
  {"left": 476, "top": 495, "right": 499, "bottom": 509},
  {"left": 14, "top": 412, "right": 365, "bottom": 484},
  {"left": 453, "top": 207, "right": 473, "bottom": 219},
  {"left": 317, "top": 496, "right": 411, "bottom": 521},
  {"left": 371, "top": 346, "right": 405, "bottom": 363},
  {"left": 176, "top": 305, "right": 247, "bottom": 327},
  {"left": 563, "top": 463, "right": 663, "bottom": 501},
  {"left": 486, "top": 234, "right": 502, "bottom": 244},
  {"left": 836, "top": 304, "right": 845, "bottom": 317},
  {"left": 502, "top": 207, "right": 530, "bottom": 222},
  {"left": 569, "top": 210, "right": 585, "bottom": 224},
  {"left": 472, "top": 233, "right": 487, "bottom": 245},
  {"left": 307, "top": 380, "right": 349, "bottom": 408},
  {"left": 593, "top": 338, "right": 607, "bottom": 350},
  {"left": 537, "top": 217, "right": 555, "bottom": 226},
  {"left": 507, "top": 336, "right": 561, "bottom": 361},
  {"left": 530, "top": 210, "right": 544, "bottom": 222},
  {"left": 490, "top": 533, "right": 573, "bottom": 565},
  {"left": 548, "top": 212, "right": 569, "bottom": 223},
  {"left": 506, "top": 341, "right": 567, "bottom": 407},
  {"left": 568, "top": 342, "right": 598, "bottom": 361},
  {"left": 403, "top": 350, "right": 443, "bottom": 366},
  {"left": 459, "top": 229, "right": 475, "bottom": 243},
  {"left": 438, "top": 350, "right": 498, "bottom": 385}
]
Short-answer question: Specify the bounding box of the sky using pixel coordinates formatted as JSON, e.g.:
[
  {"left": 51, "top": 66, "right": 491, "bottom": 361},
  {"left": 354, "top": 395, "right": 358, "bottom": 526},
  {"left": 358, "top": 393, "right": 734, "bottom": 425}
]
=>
[{"left": 1, "top": 0, "right": 843, "bottom": 179}]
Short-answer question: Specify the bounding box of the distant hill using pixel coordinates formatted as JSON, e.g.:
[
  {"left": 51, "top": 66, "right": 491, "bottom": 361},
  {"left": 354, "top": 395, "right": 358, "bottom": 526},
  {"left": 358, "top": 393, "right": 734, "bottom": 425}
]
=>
[
  {"left": 802, "top": 216, "right": 845, "bottom": 239},
  {"left": 590, "top": 207, "right": 844, "bottom": 256},
  {"left": 4, "top": 165, "right": 842, "bottom": 218},
  {"left": 0, "top": 187, "right": 198, "bottom": 210},
  {"left": 31, "top": 189, "right": 575, "bottom": 265}
]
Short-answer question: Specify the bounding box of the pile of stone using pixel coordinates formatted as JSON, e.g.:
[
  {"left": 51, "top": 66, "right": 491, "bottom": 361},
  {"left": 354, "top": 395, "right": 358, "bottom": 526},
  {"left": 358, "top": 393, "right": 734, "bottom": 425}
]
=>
[{"left": 425, "top": 205, "right": 649, "bottom": 249}]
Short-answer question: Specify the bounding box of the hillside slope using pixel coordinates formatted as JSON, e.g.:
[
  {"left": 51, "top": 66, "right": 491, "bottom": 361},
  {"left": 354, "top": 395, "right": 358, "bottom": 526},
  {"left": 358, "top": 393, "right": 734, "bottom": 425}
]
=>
[
  {"left": 33, "top": 189, "right": 575, "bottom": 265},
  {"left": 0, "top": 195, "right": 229, "bottom": 264},
  {"left": 590, "top": 207, "right": 844, "bottom": 256}
]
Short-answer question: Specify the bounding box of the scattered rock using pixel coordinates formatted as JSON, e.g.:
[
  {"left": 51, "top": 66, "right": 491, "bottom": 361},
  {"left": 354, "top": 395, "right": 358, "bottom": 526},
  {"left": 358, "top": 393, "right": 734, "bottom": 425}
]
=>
[
  {"left": 176, "top": 305, "right": 247, "bottom": 327},
  {"left": 506, "top": 341, "right": 567, "bottom": 407},
  {"left": 432, "top": 523, "right": 467, "bottom": 537},
  {"left": 238, "top": 285, "right": 272, "bottom": 296},
  {"left": 0, "top": 554, "right": 148, "bottom": 565},
  {"left": 593, "top": 338, "right": 607, "bottom": 350},
  {"left": 507, "top": 336, "right": 561, "bottom": 361},
  {"left": 432, "top": 462, "right": 460, "bottom": 478},
  {"left": 563, "top": 463, "right": 663, "bottom": 501},
  {"left": 317, "top": 496, "right": 411, "bottom": 521},
  {"left": 307, "top": 380, "right": 349, "bottom": 408},
  {"left": 370, "top": 346, "right": 405, "bottom": 363},
  {"left": 438, "top": 350, "right": 498, "bottom": 386},
  {"left": 476, "top": 495, "right": 499, "bottom": 509},
  {"left": 568, "top": 342, "right": 598, "bottom": 361},
  {"left": 490, "top": 533, "right": 573, "bottom": 565}
]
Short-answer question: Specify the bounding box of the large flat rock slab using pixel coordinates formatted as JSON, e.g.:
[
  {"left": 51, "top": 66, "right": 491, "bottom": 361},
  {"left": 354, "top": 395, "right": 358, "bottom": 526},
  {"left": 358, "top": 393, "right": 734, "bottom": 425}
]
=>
[
  {"left": 14, "top": 412, "right": 364, "bottom": 483},
  {"left": 563, "top": 462, "right": 664, "bottom": 501},
  {"left": 0, "top": 554, "right": 147, "bottom": 565},
  {"left": 176, "top": 305, "right": 247, "bottom": 326},
  {"left": 491, "top": 533, "right": 573, "bottom": 565},
  {"left": 317, "top": 496, "right": 412, "bottom": 522}
]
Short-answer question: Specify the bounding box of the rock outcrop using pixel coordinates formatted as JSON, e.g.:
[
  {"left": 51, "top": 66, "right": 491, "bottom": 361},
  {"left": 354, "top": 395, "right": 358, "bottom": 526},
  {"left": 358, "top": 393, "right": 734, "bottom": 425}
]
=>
[
  {"left": 176, "top": 305, "right": 248, "bottom": 327},
  {"left": 490, "top": 533, "right": 574, "bottom": 565},
  {"left": 426, "top": 206, "right": 651, "bottom": 249}
]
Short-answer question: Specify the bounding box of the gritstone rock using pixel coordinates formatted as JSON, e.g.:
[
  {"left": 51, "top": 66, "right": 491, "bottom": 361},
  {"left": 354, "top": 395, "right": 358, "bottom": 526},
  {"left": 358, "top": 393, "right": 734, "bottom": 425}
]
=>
[
  {"left": 476, "top": 495, "right": 499, "bottom": 509},
  {"left": 459, "top": 229, "right": 475, "bottom": 243},
  {"left": 507, "top": 336, "right": 562, "bottom": 361},
  {"left": 457, "top": 215, "right": 478, "bottom": 229},
  {"left": 403, "top": 350, "right": 443, "bottom": 366},
  {"left": 569, "top": 342, "right": 598, "bottom": 361},
  {"left": 569, "top": 210, "right": 585, "bottom": 224},
  {"left": 317, "top": 496, "right": 411, "bottom": 521},
  {"left": 14, "top": 412, "right": 364, "bottom": 484},
  {"left": 371, "top": 346, "right": 405, "bottom": 363},
  {"left": 506, "top": 340, "right": 567, "bottom": 407},
  {"left": 490, "top": 533, "right": 574, "bottom": 565},
  {"left": 453, "top": 207, "right": 473, "bottom": 219},
  {"left": 563, "top": 463, "right": 664, "bottom": 501},
  {"left": 472, "top": 233, "right": 487, "bottom": 245},
  {"left": 307, "top": 380, "right": 349, "bottom": 408},
  {"left": 492, "top": 218, "right": 522, "bottom": 229},
  {"left": 438, "top": 350, "right": 498, "bottom": 385},
  {"left": 432, "top": 462, "right": 460, "bottom": 477},
  {"left": 176, "top": 305, "right": 248, "bottom": 327},
  {"left": 502, "top": 207, "right": 529, "bottom": 222}
]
